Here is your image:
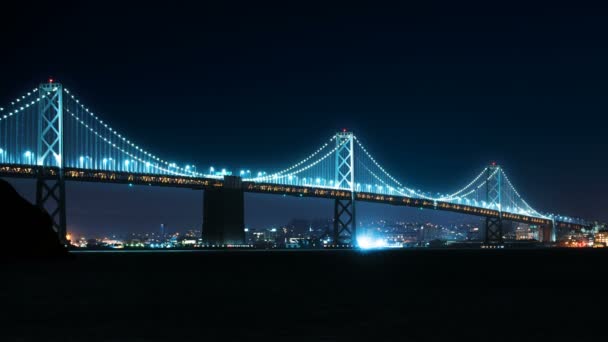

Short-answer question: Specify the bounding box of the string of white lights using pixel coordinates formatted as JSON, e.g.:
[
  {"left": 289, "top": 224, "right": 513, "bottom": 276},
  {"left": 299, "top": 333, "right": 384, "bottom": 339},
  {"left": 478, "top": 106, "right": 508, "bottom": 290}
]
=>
[
  {"left": 357, "top": 162, "right": 420, "bottom": 196},
  {"left": 360, "top": 159, "right": 486, "bottom": 201},
  {"left": 0, "top": 87, "right": 39, "bottom": 113},
  {"left": 354, "top": 136, "right": 406, "bottom": 187},
  {"left": 353, "top": 136, "right": 433, "bottom": 197},
  {"left": 441, "top": 185, "right": 481, "bottom": 203},
  {"left": 436, "top": 167, "right": 489, "bottom": 200},
  {"left": 66, "top": 108, "right": 191, "bottom": 176},
  {"left": 355, "top": 135, "right": 548, "bottom": 217},
  {"left": 0, "top": 95, "right": 45, "bottom": 123},
  {"left": 355, "top": 136, "right": 501, "bottom": 202},
  {"left": 63, "top": 88, "right": 198, "bottom": 176},
  {"left": 438, "top": 168, "right": 494, "bottom": 203},
  {"left": 250, "top": 135, "right": 336, "bottom": 181},
  {"left": 499, "top": 168, "right": 547, "bottom": 218},
  {"left": 436, "top": 169, "right": 493, "bottom": 201},
  {"left": 354, "top": 136, "right": 485, "bottom": 201},
  {"left": 246, "top": 142, "right": 343, "bottom": 183}
]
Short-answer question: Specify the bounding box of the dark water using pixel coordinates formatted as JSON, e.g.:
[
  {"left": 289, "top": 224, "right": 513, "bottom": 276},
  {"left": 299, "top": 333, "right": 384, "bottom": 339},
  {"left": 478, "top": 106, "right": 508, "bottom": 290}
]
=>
[{"left": 2, "top": 249, "right": 607, "bottom": 341}]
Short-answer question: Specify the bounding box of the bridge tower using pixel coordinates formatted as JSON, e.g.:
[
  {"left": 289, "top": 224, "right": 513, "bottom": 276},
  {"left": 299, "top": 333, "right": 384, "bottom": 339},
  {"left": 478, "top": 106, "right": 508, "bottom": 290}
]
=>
[
  {"left": 36, "top": 82, "right": 67, "bottom": 244},
  {"left": 333, "top": 131, "right": 356, "bottom": 246},
  {"left": 484, "top": 164, "right": 503, "bottom": 244}
]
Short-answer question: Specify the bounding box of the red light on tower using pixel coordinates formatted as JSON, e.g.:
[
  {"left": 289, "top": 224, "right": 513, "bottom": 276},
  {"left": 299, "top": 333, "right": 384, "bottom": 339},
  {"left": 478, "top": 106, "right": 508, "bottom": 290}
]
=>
[
  {"left": 342, "top": 128, "right": 347, "bottom": 132},
  {"left": 49, "top": 78, "right": 54, "bottom": 84},
  {"left": 491, "top": 161, "right": 496, "bottom": 166}
]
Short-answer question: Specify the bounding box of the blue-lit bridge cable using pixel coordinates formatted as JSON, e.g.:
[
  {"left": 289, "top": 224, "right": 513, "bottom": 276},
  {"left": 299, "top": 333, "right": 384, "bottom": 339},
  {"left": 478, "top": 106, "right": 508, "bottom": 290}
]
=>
[
  {"left": 499, "top": 168, "right": 548, "bottom": 218},
  {"left": 0, "top": 87, "right": 39, "bottom": 113},
  {"left": 0, "top": 93, "right": 47, "bottom": 165},
  {"left": 356, "top": 160, "right": 411, "bottom": 196},
  {"left": 250, "top": 139, "right": 346, "bottom": 186},
  {"left": 353, "top": 135, "right": 434, "bottom": 198},
  {"left": 435, "top": 167, "right": 489, "bottom": 201},
  {"left": 245, "top": 135, "right": 337, "bottom": 182},
  {"left": 65, "top": 107, "right": 191, "bottom": 176},
  {"left": 63, "top": 89, "right": 199, "bottom": 177}
]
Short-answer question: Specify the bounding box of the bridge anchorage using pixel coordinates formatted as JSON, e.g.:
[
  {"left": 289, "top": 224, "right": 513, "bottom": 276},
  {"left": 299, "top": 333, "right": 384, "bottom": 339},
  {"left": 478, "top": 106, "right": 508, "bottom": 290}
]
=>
[{"left": 0, "top": 81, "right": 590, "bottom": 247}]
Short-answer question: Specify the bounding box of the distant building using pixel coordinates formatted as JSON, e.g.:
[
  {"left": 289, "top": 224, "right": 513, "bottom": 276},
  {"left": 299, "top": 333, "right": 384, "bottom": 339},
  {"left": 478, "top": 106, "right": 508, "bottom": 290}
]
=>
[
  {"left": 244, "top": 228, "right": 254, "bottom": 244},
  {"left": 515, "top": 225, "right": 539, "bottom": 241},
  {"left": 595, "top": 230, "right": 608, "bottom": 246},
  {"left": 559, "top": 233, "right": 593, "bottom": 248},
  {"left": 419, "top": 224, "right": 440, "bottom": 242},
  {"left": 466, "top": 226, "right": 481, "bottom": 240},
  {"left": 265, "top": 228, "right": 278, "bottom": 243}
]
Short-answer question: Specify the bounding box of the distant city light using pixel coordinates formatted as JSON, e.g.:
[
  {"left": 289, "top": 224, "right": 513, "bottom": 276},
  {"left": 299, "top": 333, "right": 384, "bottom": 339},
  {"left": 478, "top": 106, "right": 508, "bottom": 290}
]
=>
[{"left": 357, "top": 236, "right": 390, "bottom": 249}]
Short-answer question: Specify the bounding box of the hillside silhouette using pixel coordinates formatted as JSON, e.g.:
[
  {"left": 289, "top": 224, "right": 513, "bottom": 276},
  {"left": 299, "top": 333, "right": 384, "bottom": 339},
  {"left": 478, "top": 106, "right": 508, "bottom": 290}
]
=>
[{"left": 0, "top": 178, "right": 67, "bottom": 257}]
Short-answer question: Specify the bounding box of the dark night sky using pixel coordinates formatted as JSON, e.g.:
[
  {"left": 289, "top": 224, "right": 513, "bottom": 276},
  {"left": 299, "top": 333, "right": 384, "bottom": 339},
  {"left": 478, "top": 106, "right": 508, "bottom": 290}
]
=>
[{"left": 1, "top": 1, "right": 607, "bottom": 235}]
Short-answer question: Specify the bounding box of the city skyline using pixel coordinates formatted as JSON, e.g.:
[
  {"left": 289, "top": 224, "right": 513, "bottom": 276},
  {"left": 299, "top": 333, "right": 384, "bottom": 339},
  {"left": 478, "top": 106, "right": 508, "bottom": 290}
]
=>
[{"left": 61, "top": 217, "right": 608, "bottom": 250}]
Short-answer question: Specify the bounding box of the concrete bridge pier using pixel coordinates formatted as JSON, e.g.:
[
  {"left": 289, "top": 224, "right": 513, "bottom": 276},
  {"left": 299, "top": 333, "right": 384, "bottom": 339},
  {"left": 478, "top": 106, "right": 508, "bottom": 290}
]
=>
[
  {"left": 202, "top": 176, "right": 245, "bottom": 245},
  {"left": 539, "top": 222, "right": 553, "bottom": 243}
]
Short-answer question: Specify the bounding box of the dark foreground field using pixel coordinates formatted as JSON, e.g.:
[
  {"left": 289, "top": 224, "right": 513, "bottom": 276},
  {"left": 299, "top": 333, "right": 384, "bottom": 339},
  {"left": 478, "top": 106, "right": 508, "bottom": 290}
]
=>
[{"left": 2, "top": 249, "right": 608, "bottom": 341}]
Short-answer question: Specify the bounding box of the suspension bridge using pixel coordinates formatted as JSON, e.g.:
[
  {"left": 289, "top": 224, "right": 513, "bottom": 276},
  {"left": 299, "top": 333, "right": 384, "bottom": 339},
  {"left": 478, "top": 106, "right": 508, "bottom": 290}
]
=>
[{"left": 0, "top": 81, "right": 586, "bottom": 247}]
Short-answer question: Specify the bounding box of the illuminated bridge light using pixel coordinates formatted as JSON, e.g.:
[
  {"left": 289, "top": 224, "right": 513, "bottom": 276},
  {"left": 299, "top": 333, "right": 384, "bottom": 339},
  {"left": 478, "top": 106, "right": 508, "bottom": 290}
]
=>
[{"left": 0, "top": 84, "right": 584, "bottom": 231}]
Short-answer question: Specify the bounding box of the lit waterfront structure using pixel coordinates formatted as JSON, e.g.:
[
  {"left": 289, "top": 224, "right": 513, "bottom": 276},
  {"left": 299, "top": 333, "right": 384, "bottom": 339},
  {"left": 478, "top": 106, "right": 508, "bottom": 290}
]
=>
[
  {"left": 64, "top": 220, "right": 608, "bottom": 250},
  {"left": 0, "top": 81, "right": 590, "bottom": 249},
  {"left": 594, "top": 230, "right": 608, "bottom": 247},
  {"left": 515, "top": 225, "right": 539, "bottom": 241}
]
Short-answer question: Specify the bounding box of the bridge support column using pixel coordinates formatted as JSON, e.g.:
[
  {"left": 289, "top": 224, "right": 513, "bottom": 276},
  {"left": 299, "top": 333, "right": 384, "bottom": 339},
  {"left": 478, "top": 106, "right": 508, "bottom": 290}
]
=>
[
  {"left": 36, "top": 167, "right": 67, "bottom": 244},
  {"left": 540, "top": 222, "right": 553, "bottom": 243},
  {"left": 202, "top": 176, "right": 245, "bottom": 245},
  {"left": 333, "top": 196, "right": 356, "bottom": 245},
  {"left": 484, "top": 217, "right": 503, "bottom": 244}
]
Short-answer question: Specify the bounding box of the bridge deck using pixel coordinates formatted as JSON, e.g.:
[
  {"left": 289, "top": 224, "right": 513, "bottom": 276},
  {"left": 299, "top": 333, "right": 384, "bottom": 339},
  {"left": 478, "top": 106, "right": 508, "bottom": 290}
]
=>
[
  {"left": 0, "top": 164, "right": 575, "bottom": 228},
  {"left": 245, "top": 182, "right": 552, "bottom": 226}
]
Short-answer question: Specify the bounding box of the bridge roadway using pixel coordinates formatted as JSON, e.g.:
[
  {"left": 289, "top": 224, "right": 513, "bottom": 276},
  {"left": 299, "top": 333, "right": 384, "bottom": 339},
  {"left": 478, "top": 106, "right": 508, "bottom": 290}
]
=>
[{"left": 0, "top": 164, "right": 583, "bottom": 230}]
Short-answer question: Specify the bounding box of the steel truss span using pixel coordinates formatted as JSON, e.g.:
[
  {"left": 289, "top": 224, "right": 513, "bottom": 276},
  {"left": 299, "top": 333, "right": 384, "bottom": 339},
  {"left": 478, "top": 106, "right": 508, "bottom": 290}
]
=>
[{"left": 0, "top": 82, "right": 588, "bottom": 244}]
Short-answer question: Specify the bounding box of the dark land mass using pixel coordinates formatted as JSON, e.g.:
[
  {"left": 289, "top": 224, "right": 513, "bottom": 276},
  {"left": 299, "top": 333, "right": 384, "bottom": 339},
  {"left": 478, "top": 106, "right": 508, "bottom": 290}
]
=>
[
  {"left": 2, "top": 249, "right": 608, "bottom": 341},
  {"left": 0, "top": 178, "right": 66, "bottom": 257}
]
